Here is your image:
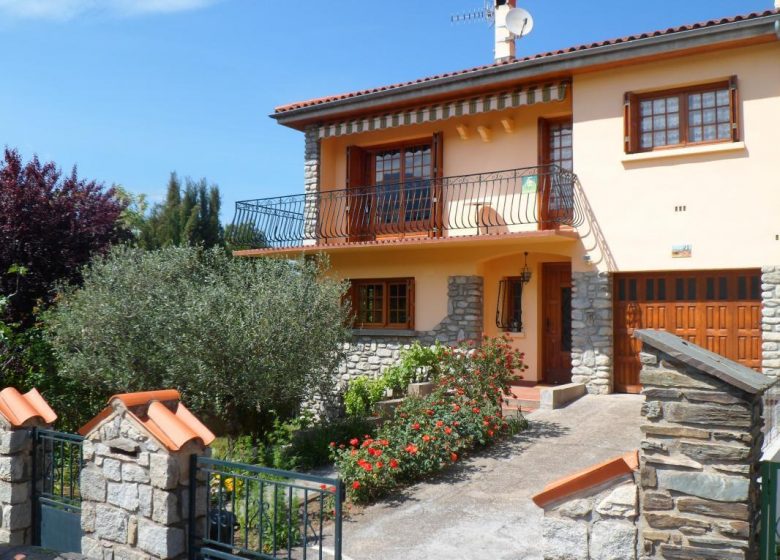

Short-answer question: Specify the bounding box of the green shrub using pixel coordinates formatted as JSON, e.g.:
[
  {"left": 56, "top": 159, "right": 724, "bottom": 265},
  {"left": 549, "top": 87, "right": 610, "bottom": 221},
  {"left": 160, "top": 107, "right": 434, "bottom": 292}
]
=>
[
  {"left": 382, "top": 341, "right": 446, "bottom": 392},
  {"left": 44, "top": 246, "right": 350, "bottom": 437},
  {"left": 344, "top": 376, "right": 387, "bottom": 417},
  {"left": 332, "top": 335, "right": 528, "bottom": 503}
]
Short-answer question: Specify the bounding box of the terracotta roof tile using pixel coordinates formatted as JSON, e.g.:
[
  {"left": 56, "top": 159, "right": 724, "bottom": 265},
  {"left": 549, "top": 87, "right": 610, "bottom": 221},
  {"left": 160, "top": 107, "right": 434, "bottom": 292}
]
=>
[
  {"left": 275, "top": 9, "right": 779, "bottom": 114},
  {"left": 532, "top": 450, "right": 639, "bottom": 508},
  {"left": 79, "top": 389, "right": 216, "bottom": 452},
  {"left": 0, "top": 387, "right": 57, "bottom": 428}
]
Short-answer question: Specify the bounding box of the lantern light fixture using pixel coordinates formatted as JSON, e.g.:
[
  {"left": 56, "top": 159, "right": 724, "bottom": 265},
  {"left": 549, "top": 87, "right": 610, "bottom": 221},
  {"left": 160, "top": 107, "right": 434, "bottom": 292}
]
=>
[{"left": 519, "top": 251, "right": 532, "bottom": 284}]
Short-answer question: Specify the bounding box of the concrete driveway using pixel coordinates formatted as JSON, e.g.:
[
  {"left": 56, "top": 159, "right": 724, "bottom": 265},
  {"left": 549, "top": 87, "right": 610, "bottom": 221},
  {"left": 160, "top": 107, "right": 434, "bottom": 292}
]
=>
[{"left": 340, "top": 394, "right": 643, "bottom": 560}]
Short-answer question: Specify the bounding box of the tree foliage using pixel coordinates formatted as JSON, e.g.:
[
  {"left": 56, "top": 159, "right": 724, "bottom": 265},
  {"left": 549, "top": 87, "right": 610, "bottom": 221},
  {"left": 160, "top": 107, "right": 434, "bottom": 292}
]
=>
[
  {"left": 45, "top": 247, "right": 350, "bottom": 436},
  {"left": 139, "top": 173, "right": 223, "bottom": 249},
  {"left": 0, "top": 148, "right": 129, "bottom": 325}
]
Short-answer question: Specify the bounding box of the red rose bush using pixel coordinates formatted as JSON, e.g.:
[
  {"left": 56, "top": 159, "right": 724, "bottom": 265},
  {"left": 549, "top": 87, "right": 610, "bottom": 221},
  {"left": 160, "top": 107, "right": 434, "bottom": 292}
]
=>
[{"left": 331, "top": 336, "right": 528, "bottom": 503}]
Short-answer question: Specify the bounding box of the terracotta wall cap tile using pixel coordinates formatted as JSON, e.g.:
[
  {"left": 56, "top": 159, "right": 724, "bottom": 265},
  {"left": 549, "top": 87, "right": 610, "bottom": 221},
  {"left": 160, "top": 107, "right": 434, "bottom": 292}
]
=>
[
  {"left": 78, "top": 407, "right": 112, "bottom": 437},
  {"left": 109, "top": 389, "right": 181, "bottom": 408},
  {"left": 173, "top": 403, "right": 216, "bottom": 447},
  {"left": 0, "top": 387, "right": 57, "bottom": 428},
  {"left": 531, "top": 449, "right": 639, "bottom": 509}
]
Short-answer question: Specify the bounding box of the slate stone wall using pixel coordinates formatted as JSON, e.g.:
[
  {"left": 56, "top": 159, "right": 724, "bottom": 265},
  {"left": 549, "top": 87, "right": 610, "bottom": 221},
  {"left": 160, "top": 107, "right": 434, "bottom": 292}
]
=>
[
  {"left": 762, "top": 265, "right": 780, "bottom": 378},
  {"left": 81, "top": 405, "right": 208, "bottom": 560},
  {"left": 542, "top": 476, "right": 639, "bottom": 560},
  {"left": 0, "top": 424, "right": 34, "bottom": 545},
  {"left": 302, "top": 126, "right": 320, "bottom": 241},
  {"left": 571, "top": 271, "right": 613, "bottom": 395},
  {"left": 637, "top": 345, "right": 762, "bottom": 559}
]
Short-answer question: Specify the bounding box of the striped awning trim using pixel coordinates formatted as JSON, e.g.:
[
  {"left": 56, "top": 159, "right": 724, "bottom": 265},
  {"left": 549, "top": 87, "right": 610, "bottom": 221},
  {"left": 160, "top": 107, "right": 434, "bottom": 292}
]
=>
[{"left": 317, "top": 81, "right": 569, "bottom": 139}]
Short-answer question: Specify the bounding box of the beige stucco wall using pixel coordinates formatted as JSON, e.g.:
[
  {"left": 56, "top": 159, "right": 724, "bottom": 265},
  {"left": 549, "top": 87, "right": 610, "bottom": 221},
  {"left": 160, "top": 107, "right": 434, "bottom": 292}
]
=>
[{"left": 573, "top": 42, "right": 780, "bottom": 273}]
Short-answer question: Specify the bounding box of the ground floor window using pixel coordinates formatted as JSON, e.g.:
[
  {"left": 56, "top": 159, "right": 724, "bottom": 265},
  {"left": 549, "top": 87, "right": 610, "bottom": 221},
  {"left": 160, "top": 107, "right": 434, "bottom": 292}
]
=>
[{"left": 350, "top": 278, "right": 415, "bottom": 329}]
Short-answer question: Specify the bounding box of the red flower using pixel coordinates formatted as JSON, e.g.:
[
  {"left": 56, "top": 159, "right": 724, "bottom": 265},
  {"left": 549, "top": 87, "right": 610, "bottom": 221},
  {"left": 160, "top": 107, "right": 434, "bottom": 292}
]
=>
[
  {"left": 329, "top": 442, "right": 336, "bottom": 448},
  {"left": 422, "top": 434, "right": 431, "bottom": 442},
  {"left": 406, "top": 444, "right": 418, "bottom": 454},
  {"left": 450, "top": 452, "right": 458, "bottom": 462},
  {"left": 435, "top": 420, "right": 444, "bottom": 428},
  {"left": 352, "top": 481, "right": 361, "bottom": 490},
  {"left": 472, "top": 407, "right": 480, "bottom": 414},
  {"left": 425, "top": 409, "right": 434, "bottom": 416},
  {"left": 483, "top": 420, "right": 490, "bottom": 426},
  {"left": 488, "top": 430, "right": 495, "bottom": 437},
  {"left": 411, "top": 422, "right": 421, "bottom": 431},
  {"left": 389, "top": 459, "right": 399, "bottom": 469},
  {"left": 320, "top": 484, "right": 327, "bottom": 490},
  {"left": 445, "top": 427, "right": 452, "bottom": 435},
  {"left": 349, "top": 438, "right": 359, "bottom": 447},
  {"left": 376, "top": 461, "right": 384, "bottom": 469},
  {"left": 452, "top": 404, "right": 461, "bottom": 412},
  {"left": 361, "top": 438, "right": 374, "bottom": 448}
]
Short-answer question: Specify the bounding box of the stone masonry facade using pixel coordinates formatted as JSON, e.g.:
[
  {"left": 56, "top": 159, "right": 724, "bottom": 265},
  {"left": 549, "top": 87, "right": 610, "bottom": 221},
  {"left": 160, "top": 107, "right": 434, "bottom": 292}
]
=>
[
  {"left": 0, "top": 423, "right": 36, "bottom": 546},
  {"left": 81, "top": 404, "right": 208, "bottom": 560},
  {"left": 638, "top": 345, "right": 763, "bottom": 559},
  {"left": 571, "top": 271, "right": 613, "bottom": 394},
  {"left": 762, "top": 265, "right": 780, "bottom": 378},
  {"left": 542, "top": 476, "right": 639, "bottom": 560},
  {"left": 306, "top": 276, "right": 484, "bottom": 416},
  {"left": 303, "top": 126, "right": 320, "bottom": 241}
]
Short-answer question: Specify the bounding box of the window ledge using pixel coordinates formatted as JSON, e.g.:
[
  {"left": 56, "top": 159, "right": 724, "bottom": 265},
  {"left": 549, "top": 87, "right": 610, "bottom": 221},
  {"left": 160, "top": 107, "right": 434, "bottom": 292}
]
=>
[
  {"left": 352, "top": 329, "right": 418, "bottom": 338},
  {"left": 622, "top": 141, "right": 746, "bottom": 163}
]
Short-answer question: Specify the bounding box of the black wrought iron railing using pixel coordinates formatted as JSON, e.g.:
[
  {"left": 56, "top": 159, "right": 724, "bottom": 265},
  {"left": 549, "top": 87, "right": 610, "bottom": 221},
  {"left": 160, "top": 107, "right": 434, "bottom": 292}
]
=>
[{"left": 229, "top": 166, "right": 583, "bottom": 249}]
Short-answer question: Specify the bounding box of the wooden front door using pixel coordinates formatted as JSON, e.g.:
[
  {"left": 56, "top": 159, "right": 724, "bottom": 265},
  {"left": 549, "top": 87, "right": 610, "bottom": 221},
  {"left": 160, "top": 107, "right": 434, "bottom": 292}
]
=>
[
  {"left": 614, "top": 269, "right": 762, "bottom": 393},
  {"left": 542, "top": 262, "right": 573, "bottom": 385}
]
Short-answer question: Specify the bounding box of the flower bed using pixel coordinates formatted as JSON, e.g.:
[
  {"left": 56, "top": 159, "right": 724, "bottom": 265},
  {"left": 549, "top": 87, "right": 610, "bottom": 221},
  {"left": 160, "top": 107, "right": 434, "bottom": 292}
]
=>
[{"left": 331, "top": 336, "right": 528, "bottom": 503}]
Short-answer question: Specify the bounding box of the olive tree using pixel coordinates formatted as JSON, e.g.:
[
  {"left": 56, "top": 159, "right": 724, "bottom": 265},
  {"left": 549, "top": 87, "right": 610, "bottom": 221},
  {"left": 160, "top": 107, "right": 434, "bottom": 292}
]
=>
[{"left": 45, "top": 246, "right": 350, "bottom": 436}]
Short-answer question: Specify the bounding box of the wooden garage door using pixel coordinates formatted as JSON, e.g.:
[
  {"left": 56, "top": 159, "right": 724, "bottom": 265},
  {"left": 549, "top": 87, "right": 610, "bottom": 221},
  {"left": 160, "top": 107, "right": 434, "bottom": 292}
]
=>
[{"left": 614, "top": 269, "right": 762, "bottom": 393}]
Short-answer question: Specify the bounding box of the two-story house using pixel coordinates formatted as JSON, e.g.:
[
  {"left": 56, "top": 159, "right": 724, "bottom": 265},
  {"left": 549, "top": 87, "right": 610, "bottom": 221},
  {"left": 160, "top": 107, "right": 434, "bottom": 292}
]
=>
[{"left": 231, "top": 4, "right": 780, "bottom": 400}]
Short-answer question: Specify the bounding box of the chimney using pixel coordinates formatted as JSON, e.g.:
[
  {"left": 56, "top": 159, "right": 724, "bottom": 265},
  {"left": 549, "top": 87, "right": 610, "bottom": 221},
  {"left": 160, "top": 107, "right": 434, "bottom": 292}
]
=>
[{"left": 494, "top": 0, "right": 517, "bottom": 63}]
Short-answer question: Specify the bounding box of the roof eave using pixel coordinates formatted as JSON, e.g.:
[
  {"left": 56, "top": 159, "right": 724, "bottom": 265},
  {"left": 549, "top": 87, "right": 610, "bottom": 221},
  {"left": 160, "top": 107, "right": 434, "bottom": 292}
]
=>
[{"left": 272, "top": 14, "right": 780, "bottom": 130}]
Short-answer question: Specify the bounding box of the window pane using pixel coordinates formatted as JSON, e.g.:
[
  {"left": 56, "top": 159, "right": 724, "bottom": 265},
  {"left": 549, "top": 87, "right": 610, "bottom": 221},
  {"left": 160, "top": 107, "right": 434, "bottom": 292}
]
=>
[
  {"left": 668, "top": 113, "right": 679, "bottom": 128},
  {"left": 667, "top": 97, "right": 679, "bottom": 112},
  {"left": 388, "top": 283, "right": 408, "bottom": 324},
  {"left": 641, "top": 133, "right": 653, "bottom": 148},
  {"left": 716, "top": 89, "right": 729, "bottom": 105},
  {"left": 653, "top": 115, "right": 666, "bottom": 129},
  {"left": 703, "top": 109, "right": 716, "bottom": 125},
  {"left": 689, "top": 111, "right": 702, "bottom": 126},
  {"left": 653, "top": 131, "right": 666, "bottom": 146},
  {"left": 717, "top": 124, "right": 731, "bottom": 139},
  {"left": 640, "top": 100, "right": 652, "bottom": 115},
  {"left": 717, "top": 107, "right": 730, "bottom": 122},
  {"left": 667, "top": 129, "right": 680, "bottom": 144},
  {"left": 690, "top": 127, "right": 703, "bottom": 142},
  {"left": 652, "top": 98, "right": 666, "bottom": 112},
  {"left": 689, "top": 94, "right": 701, "bottom": 110},
  {"left": 357, "top": 284, "right": 384, "bottom": 324},
  {"left": 703, "top": 125, "right": 717, "bottom": 141},
  {"left": 702, "top": 91, "right": 716, "bottom": 108}
]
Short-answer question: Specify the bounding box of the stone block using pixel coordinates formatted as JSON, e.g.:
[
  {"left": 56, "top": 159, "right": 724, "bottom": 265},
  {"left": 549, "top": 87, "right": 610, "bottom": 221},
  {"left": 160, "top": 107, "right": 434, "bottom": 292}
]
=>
[
  {"left": 658, "top": 544, "right": 744, "bottom": 560},
  {"left": 95, "top": 504, "right": 128, "bottom": 543},
  {"left": 123, "top": 462, "right": 150, "bottom": 484},
  {"left": 2, "top": 500, "right": 31, "bottom": 530},
  {"left": 595, "top": 482, "right": 637, "bottom": 518},
  {"left": 81, "top": 466, "right": 107, "bottom": 502},
  {"left": 103, "top": 458, "right": 122, "bottom": 482},
  {"left": 151, "top": 488, "right": 179, "bottom": 524},
  {"left": 645, "top": 512, "right": 709, "bottom": 531},
  {"left": 542, "top": 516, "right": 588, "bottom": 560},
  {"left": 138, "top": 484, "right": 153, "bottom": 518},
  {"left": 640, "top": 425, "right": 709, "bottom": 439},
  {"left": 554, "top": 498, "right": 592, "bottom": 519},
  {"left": 0, "top": 456, "right": 26, "bottom": 483},
  {"left": 657, "top": 471, "right": 748, "bottom": 503},
  {"left": 643, "top": 491, "right": 673, "bottom": 511},
  {"left": 108, "top": 482, "right": 139, "bottom": 511},
  {"left": 640, "top": 370, "right": 720, "bottom": 390},
  {"left": 81, "top": 536, "right": 103, "bottom": 559},
  {"left": 0, "top": 429, "right": 30, "bottom": 455},
  {"left": 138, "top": 521, "right": 185, "bottom": 558},
  {"left": 150, "top": 454, "right": 178, "bottom": 490},
  {"left": 591, "top": 520, "right": 637, "bottom": 560},
  {"left": 663, "top": 402, "right": 751, "bottom": 427},
  {"left": 0, "top": 480, "right": 29, "bottom": 505},
  {"left": 679, "top": 441, "right": 749, "bottom": 463}
]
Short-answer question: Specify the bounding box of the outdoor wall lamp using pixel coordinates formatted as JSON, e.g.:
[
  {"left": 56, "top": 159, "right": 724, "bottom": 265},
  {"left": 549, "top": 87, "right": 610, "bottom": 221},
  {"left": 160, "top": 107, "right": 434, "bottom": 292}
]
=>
[{"left": 519, "top": 252, "right": 532, "bottom": 284}]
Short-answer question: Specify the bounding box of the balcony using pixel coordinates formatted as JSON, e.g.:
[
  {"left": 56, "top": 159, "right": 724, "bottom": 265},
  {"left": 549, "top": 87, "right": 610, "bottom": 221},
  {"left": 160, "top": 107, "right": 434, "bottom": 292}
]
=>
[{"left": 229, "top": 166, "right": 583, "bottom": 250}]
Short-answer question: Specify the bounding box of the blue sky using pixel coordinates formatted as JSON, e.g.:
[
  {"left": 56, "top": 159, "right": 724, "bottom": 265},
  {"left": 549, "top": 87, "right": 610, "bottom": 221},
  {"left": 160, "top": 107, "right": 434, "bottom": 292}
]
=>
[{"left": 0, "top": 0, "right": 770, "bottom": 223}]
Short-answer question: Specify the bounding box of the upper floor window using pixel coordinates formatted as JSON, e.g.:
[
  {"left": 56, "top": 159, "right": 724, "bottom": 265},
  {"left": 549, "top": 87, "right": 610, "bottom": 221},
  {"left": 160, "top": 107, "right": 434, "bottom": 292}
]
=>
[
  {"left": 349, "top": 278, "right": 415, "bottom": 330},
  {"left": 624, "top": 77, "right": 738, "bottom": 153}
]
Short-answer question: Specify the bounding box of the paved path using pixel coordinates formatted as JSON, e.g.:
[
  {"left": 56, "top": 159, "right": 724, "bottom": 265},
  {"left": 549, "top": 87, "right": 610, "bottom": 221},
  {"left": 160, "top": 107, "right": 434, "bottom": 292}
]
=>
[{"left": 340, "top": 394, "right": 643, "bottom": 560}]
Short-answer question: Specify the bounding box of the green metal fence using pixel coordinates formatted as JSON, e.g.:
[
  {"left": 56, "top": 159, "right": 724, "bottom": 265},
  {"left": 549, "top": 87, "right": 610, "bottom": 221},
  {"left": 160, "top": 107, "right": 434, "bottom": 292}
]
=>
[
  {"left": 190, "top": 456, "right": 343, "bottom": 560},
  {"left": 762, "top": 461, "right": 780, "bottom": 559}
]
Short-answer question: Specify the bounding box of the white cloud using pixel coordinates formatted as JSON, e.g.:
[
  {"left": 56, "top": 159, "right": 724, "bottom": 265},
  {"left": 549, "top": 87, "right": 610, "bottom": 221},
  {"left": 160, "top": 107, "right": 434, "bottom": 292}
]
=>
[{"left": 0, "top": 0, "right": 219, "bottom": 20}]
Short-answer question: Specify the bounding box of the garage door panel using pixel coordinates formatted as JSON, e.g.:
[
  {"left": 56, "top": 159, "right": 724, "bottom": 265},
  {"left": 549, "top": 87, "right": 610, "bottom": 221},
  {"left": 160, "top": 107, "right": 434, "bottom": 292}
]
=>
[{"left": 614, "top": 269, "right": 761, "bottom": 393}]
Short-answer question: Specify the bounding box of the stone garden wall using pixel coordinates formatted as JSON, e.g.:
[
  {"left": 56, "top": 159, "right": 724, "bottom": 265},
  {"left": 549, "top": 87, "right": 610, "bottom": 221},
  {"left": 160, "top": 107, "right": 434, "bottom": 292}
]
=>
[
  {"left": 637, "top": 338, "right": 766, "bottom": 560},
  {"left": 541, "top": 474, "right": 639, "bottom": 560},
  {"left": 0, "top": 424, "right": 35, "bottom": 546},
  {"left": 762, "top": 265, "right": 780, "bottom": 379},
  {"left": 571, "top": 271, "right": 612, "bottom": 395}
]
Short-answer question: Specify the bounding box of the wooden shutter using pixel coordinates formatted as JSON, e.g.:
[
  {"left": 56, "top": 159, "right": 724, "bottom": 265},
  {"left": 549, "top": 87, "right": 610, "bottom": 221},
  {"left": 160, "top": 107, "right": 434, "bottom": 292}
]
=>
[
  {"left": 346, "top": 146, "right": 368, "bottom": 241},
  {"left": 407, "top": 278, "right": 416, "bottom": 330},
  {"left": 624, "top": 93, "right": 638, "bottom": 153},
  {"left": 431, "top": 132, "right": 444, "bottom": 237},
  {"left": 729, "top": 76, "right": 740, "bottom": 142}
]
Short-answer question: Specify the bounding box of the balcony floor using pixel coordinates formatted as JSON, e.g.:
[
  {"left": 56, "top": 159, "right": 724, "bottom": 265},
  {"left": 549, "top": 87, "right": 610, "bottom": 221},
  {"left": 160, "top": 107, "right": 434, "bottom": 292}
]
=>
[{"left": 233, "top": 228, "right": 579, "bottom": 258}]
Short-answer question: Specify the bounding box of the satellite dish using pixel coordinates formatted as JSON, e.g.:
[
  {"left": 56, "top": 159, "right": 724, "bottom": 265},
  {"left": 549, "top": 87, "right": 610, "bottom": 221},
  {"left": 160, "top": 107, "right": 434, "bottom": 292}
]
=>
[{"left": 505, "top": 7, "right": 534, "bottom": 38}]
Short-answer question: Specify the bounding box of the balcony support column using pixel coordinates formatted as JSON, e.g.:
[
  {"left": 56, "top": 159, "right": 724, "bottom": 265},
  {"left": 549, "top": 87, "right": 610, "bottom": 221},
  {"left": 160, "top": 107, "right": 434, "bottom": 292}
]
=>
[
  {"left": 303, "top": 126, "right": 320, "bottom": 244},
  {"left": 571, "top": 271, "right": 613, "bottom": 394}
]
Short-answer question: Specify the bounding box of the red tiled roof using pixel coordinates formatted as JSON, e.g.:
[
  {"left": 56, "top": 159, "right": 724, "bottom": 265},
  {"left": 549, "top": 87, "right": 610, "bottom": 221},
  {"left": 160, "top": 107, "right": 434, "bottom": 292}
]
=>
[
  {"left": 532, "top": 450, "right": 639, "bottom": 508},
  {"left": 0, "top": 387, "right": 57, "bottom": 428},
  {"left": 79, "top": 389, "right": 216, "bottom": 452},
  {"left": 275, "top": 9, "right": 779, "bottom": 114}
]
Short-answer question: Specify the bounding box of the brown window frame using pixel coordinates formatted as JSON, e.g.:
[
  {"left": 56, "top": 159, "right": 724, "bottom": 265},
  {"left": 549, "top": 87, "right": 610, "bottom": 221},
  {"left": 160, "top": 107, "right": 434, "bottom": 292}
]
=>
[
  {"left": 349, "top": 278, "right": 415, "bottom": 330},
  {"left": 624, "top": 77, "right": 739, "bottom": 154}
]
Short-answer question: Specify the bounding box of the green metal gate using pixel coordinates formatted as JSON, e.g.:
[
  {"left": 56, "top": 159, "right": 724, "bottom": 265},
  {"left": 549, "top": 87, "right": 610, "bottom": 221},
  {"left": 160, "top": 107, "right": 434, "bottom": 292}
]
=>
[
  {"left": 762, "top": 461, "right": 780, "bottom": 559},
  {"left": 32, "top": 428, "right": 84, "bottom": 554}
]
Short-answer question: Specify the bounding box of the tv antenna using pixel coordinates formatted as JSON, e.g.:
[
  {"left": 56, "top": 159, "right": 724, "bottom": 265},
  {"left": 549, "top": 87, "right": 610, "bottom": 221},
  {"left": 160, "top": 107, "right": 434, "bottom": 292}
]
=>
[{"left": 451, "top": 0, "right": 495, "bottom": 26}]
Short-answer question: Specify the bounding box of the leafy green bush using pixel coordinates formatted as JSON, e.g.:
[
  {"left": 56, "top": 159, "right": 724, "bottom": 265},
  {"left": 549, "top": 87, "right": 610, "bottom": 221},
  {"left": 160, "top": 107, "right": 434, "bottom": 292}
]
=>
[
  {"left": 383, "top": 341, "right": 446, "bottom": 393},
  {"left": 344, "top": 376, "right": 387, "bottom": 417},
  {"left": 45, "top": 246, "right": 350, "bottom": 437},
  {"left": 332, "top": 336, "right": 528, "bottom": 503}
]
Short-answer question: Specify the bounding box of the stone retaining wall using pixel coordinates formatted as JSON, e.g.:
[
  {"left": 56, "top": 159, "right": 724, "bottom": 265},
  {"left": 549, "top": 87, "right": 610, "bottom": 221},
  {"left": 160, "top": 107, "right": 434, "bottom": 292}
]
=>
[
  {"left": 571, "top": 271, "right": 613, "bottom": 395},
  {"left": 542, "top": 476, "right": 639, "bottom": 560},
  {"left": 0, "top": 424, "right": 35, "bottom": 545},
  {"left": 637, "top": 344, "right": 763, "bottom": 559}
]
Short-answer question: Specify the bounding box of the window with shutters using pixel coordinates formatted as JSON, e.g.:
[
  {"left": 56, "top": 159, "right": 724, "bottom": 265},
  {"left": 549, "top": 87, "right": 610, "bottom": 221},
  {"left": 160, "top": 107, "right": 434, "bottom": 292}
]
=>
[
  {"left": 624, "top": 78, "right": 739, "bottom": 153},
  {"left": 349, "top": 278, "right": 415, "bottom": 330}
]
